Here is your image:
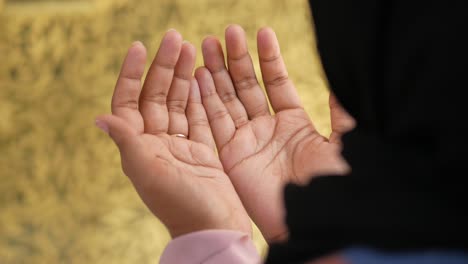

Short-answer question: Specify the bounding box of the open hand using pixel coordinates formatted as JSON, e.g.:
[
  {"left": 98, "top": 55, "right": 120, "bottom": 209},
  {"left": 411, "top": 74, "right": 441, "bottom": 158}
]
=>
[
  {"left": 96, "top": 30, "right": 251, "bottom": 238},
  {"left": 197, "top": 25, "right": 355, "bottom": 242}
]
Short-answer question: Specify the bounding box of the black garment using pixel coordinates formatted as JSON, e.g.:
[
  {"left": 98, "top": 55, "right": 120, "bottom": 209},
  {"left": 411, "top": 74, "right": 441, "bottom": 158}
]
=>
[{"left": 266, "top": 1, "right": 468, "bottom": 263}]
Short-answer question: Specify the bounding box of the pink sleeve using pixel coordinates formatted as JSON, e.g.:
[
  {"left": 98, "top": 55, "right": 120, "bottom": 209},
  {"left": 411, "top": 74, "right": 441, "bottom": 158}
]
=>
[{"left": 159, "top": 230, "right": 261, "bottom": 264}]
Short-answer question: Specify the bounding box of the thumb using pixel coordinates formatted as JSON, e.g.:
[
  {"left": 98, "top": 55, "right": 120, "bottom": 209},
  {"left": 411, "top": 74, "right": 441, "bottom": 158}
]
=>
[
  {"left": 95, "top": 114, "right": 139, "bottom": 148},
  {"left": 329, "top": 93, "right": 356, "bottom": 144}
]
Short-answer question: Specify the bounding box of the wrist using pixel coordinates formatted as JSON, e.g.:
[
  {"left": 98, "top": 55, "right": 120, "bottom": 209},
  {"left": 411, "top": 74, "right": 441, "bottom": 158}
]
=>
[{"left": 164, "top": 209, "right": 253, "bottom": 239}]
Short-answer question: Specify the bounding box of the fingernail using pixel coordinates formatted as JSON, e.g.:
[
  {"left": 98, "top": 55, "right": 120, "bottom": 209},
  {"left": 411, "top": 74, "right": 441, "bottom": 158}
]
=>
[
  {"left": 95, "top": 119, "right": 109, "bottom": 134},
  {"left": 166, "top": 28, "right": 176, "bottom": 33},
  {"left": 131, "top": 40, "right": 142, "bottom": 46},
  {"left": 182, "top": 40, "right": 190, "bottom": 44}
]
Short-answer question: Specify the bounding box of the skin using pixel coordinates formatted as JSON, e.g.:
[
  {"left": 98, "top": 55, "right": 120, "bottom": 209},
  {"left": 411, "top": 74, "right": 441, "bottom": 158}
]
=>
[
  {"left": 96, "top": 26, "right": 355, "bottom": 251},
  {"left": 198, "top": 25, "right": 355, "bottom": 242},
  {"left": 95, "top": 30, "right": 251, "bottom": 238}
]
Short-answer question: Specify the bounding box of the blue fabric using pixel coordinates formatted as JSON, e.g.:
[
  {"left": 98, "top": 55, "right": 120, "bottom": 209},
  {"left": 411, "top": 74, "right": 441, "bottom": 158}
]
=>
[{"left": 343, "top": 248, "right": 468, "bottom": 264}]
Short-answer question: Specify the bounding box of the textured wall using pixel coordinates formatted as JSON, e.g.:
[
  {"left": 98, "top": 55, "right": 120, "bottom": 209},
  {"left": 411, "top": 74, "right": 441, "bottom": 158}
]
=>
[{"left": 0, "top": 0, "right": 330, "bottom": 263}]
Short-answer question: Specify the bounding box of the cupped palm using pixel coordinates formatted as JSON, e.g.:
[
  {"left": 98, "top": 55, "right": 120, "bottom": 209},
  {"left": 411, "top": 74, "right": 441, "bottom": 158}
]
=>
[
  {"left": 96, "top": 30, "right": 252, "bottom": 238},
  {"left": 199, "top": 25, "right": 354, "bottom": 242}
]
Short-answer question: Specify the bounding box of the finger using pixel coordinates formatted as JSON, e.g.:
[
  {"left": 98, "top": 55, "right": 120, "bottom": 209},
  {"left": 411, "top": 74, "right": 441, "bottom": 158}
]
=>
[
  {"left": 167, "top": 42, "right": 196, "bottom": 137},
  {"left": 111, "top": 41, "right": 147, "bottom": 134},
  {"left": 195, "top": 67, "right": 236, "bottom": 151},
  {"left": 329, "top": 93, "right": 356, "bottom": 144},
  {"left": 139, "top": 29, "right": 183, "bottom": 135},
  {"left": 95, "top": 115, "right": 147, "bottom": 183},
  {"left": 186, "top": 78, "right": 216, "bottom": 149},
  {"left": 257, "top": 27, "right": 302, "bottom": 113},
  {"left": 95, "top": 114, "right": 139, "bottom": 151},
  {"left": 225, "top": 24, "right": 270, "bottom": 119},
  {"left": 202, "top": 36, "right": 249, "bottom": 128}
]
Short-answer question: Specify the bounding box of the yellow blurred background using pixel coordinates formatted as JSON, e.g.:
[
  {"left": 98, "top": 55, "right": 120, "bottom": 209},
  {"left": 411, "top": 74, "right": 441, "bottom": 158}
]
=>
[{"left": 0, "top": 0, "right": 331, "bottom": 263}]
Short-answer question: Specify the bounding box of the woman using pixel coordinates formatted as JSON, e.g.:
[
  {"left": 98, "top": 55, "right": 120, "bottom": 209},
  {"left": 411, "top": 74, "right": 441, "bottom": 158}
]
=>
[{"left": 95, "top": 0, "right": 468, "bottom": 262}]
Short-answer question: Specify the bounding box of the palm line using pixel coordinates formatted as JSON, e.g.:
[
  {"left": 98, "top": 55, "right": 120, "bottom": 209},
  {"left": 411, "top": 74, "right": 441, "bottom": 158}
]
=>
[
  {"left": 224, "top": 117, "right": 279, "bottom": 175},
  {"left": 224, "top": 113, "right": 313, "bottom": 176},
  {"left": 262, "top": 123, "right": 314, "bottom": 180},
  {"left": 149, "top": 137, "right": 221, "bottom": 178}
]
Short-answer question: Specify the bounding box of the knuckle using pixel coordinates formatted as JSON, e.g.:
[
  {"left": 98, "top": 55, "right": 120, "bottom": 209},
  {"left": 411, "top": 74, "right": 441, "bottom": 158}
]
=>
[
  {"left": 220, "top": 91, "right": 238, "bottom": 103},
  {"left": 187, "top": 104, "right": 209, "bottom": 127},
  {"left": 234, "top": 75, "right": 259, "bottom": 91},
  {"left": 228, "top": 52, "right": 249, "bottom": 62},
  {"left": 173, "top": 74, "right": 191, "bottom": 83},
  {"left": 209, "top": 109, "right": 230, "bottom": 123},
  {"left": 200, "top": 88, "right": 217, "bottom": 98},
  {"left": 112, "top": 99, "right": 139, "bottom": 110},
  {"left": 248, "top": 103, "right": 269, "bottom": 118},
  {"left": 167, "top": 99, "right": 187, "bottom": 114},
  {"left": 233, "top": 116, "right": 248, "bottom": 127},
  {"left": 156, "top": 60, "right": 177, "bottom": 70},
  {"left": 187, "top": 101, "right": 203, "bottom": 110},
  {"left": 189, "top": 117, "right": 209, "bottom": 127},
  {"left": 210, "top": 67, "right": 228, "bottom": 76},
  {"left": 264, "top": 74, "right": 290, "bottom": 88},
  {"left": 260, "top": 53, "right": 281, "bottom": 63},
  {"left": 141, "top": 92, "right": 166, "bottom": 106}
]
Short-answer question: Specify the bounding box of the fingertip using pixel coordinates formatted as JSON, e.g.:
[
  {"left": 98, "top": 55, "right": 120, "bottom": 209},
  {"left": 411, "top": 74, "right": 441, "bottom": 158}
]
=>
[
  {"left": 201, "top": 37, "right": 226, "bottom": 72},
  {"left": 225, "top": 24, "right": 248, "bottom": 58},
  {"left": 182, "top": 40, "right": 195, "bottom": 50},
  {"left": 95, "top": 114, "right": 139, "bottom": 146},
  {"left": 95, "top": 116, "right": 110, "bottom": 134},
  {"left": 190, "top": 76, "right": 199, "bottom": 88},
  {"left": 257, "top": 27, "right": 276, "bottom": 43},
  {"left": 194, "top": 66, "right": 207, "bottom": 86},
  {"left": 194, "top": 66, "right": 208, "bottom": 79},
  {"left": 173, "top": 42, "right": 196, "bottom": 81},
  {"left": 129, "top": 40, "right": 146, "bottom": 52},
  {"left": 131, "top": 40, "right": 144, "bottom": 47},
  {"left": 202, "top": 35, "right": 219, "bottom": 46},
  {"left": 201, "top": 36, "right": 220, "bottom": 55},
  {"left": 257, "top": 27, "right": 280, "bottom": 58},
  {"left": 153, "top": 29, "right": 183, "bottom": 69},
  {"left": 127, "top": 41, "right": 147, "bottom": 66},
  {"left": 95, "top": 114, "right": 116, "bottom": 130},
  {"left": 181, "top": 41, "right": 197, "bottom": 60},
  {"left": 161, "top": 28, "right": 183, "bottom": 53},
  {"left": 225, "top": 24, "right": 244, "bottom": 37},
  {"left": 164, "top": 28, "right": 183, "bottom": 42},
  {"left": 257, "top": 26, "right": 275, "bottom": 39},
  {"left": 194, "top": 67, "right": 215, "bottom": 97},
  {"left": 188, "top": 77, "right": 201, "bottom": 102}
]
